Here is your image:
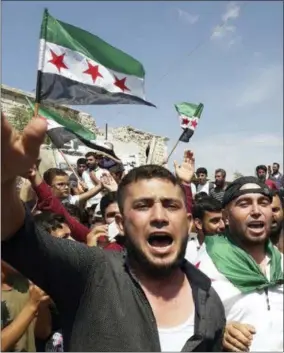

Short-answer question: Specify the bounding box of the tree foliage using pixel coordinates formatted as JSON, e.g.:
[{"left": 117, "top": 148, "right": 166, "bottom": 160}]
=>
[
  {"left": 9, "top": 105, "right": 32, "bottom": 132},
  {"left": 9, "top": 105, "right": 50, "bottom": 144},
  {"left": 233, "top": 171, "right": 244, "bottom": 180}
]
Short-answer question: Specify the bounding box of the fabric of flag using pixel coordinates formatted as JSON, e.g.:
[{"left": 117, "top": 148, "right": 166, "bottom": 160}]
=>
[
  {"left": 174, "top": 102, "right": 204, "bottom": 143},
  {"left": 37, "top": 9, "right": 154, "bottom": 107},
  {"left": 26, "top": 98, "right": 121, "bottom": 162}
]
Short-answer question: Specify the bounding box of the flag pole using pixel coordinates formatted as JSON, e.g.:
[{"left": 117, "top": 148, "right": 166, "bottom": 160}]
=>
[
  {"left": 34, "top": 9, "right": 49, "bottom": 117},
  {"left": 57, "top": 149, "right": 81, "bottom": 181},
  {"left": 166, "top": 131, "right": 184, "bottom": 164},
  {"left": 105, "top": 123, "right": 108, "bottom": 140}
]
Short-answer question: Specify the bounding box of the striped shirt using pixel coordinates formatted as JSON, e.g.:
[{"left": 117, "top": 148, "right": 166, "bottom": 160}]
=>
[{"left": 209, "top": 185, "right": 227, "bottom": 203}]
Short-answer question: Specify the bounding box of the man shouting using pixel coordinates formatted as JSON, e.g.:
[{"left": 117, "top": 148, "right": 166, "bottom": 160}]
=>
[{"left": 1, "top": 114, "right": 225, "bottom": 352}]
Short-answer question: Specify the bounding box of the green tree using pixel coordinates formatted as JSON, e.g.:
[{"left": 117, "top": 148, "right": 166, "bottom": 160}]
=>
[
  {"left": 9, "top": 105, "right": 32, "bottom": 132},
  {"left": 9, "top": 105, "right": 50, "bottom": 144}
]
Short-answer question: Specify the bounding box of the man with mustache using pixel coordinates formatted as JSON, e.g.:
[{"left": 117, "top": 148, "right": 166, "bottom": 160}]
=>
[
  {"left": 195, "top": 176, "right": 283, "bottom": 352},
  {"left": 270, "top": 191, "right": 284, "bottom": 252},
  {"left": 1, "top": 115, "right": 225, "bottom": 352}
]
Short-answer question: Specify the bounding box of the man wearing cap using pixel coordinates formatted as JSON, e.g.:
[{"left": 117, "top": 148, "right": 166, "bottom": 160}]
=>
[{"left": 195, "top": 176, "right": 283, "bottom": 352}]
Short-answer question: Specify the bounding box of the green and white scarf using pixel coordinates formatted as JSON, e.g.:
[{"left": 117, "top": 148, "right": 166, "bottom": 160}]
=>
[{"left": 205, "top": 234, "right": 284, "bottom": 293}]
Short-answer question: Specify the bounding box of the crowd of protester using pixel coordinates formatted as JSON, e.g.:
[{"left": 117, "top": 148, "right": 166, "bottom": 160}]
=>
[{"left": 1, "top": 114, "right": 284, "bottom": 352}]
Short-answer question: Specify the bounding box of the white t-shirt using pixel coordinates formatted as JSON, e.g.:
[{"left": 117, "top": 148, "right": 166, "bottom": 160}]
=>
[
  {"left": 158, "top": 311, "right": 195, "bottom": 352},
  {"left": 82, "top": 168, "right": 108, "bottom": 207},
  {"left": 196, "top": 182, "right": 210, "bottom": 195},
  {"left": 62, "top": 194, "right": 80, "bottom": 206},
  {"left": 190, "top": 183, "right": 197, "bottom": 198},
  {"left": 185, "top": 235, "right": 201, "bottom": 264},
  {"left": 195, "top": 248, "right": 283, "bottom": 352}
]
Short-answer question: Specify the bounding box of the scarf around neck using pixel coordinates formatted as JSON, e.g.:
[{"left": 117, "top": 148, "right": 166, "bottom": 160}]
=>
[{"left": 205, "top": 234, "right": 283, "bottom": 293}]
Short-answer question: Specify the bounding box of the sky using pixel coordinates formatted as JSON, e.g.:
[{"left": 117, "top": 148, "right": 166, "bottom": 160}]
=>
[{"left": 2, "top": 1, "right": 283, "bottom": 180}]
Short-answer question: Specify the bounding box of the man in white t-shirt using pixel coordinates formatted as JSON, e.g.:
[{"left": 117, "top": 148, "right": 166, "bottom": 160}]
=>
[
  {"left": 195, "top": 167, "right": 213, "bottom": 195},
  {"left": 83, "top": 152, "right": 109, "bottom": 208},
  {"left": 195, "top": 176, "right": 283, "bottom": 352},
  {"left": 185, "top": 196, "right": 225, "bottom": 263}
]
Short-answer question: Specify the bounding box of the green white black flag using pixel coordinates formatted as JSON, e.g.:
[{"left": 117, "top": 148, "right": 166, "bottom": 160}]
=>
[
  {"left": 174, "top": 102, "right": 204, "bottom": 143},
  {"left": 26, "top": 98, "right": 121, "bottom": 162},
  {"left": 36, "top": 9, "right": 154, "bottom": 107}
]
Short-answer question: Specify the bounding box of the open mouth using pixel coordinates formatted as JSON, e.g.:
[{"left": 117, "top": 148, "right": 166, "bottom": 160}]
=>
[
  {"left": 147, "top": 233, "right": 173, "bottom": 248},
  {"left": 247, "top": 221, "right": 265, "bottom": 229}
]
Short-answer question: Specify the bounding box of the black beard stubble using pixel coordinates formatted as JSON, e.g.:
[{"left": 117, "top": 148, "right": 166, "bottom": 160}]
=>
[
  {"left": 125, "top": 233, "right": 189, "bottom": 279},
  {"left": 229, "top": 221, "right": 268, "bottom": 247}
]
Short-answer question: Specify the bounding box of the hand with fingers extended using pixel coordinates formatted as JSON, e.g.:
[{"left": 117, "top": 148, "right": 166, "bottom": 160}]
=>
[
  {"left": 174, "top": 150, "right": 195, "bottom": 184},
  {"left": 101, "top": 174, "right": 118, "bottom": 192},
  {"left": 1, "top": 113, "right": 47, "bottom": 185},
  {"left": 1, "top": 113, "right": 47, "bottom": 239},
  {"left": 223, "top": 322, "right": 256, "bottom": 352}
]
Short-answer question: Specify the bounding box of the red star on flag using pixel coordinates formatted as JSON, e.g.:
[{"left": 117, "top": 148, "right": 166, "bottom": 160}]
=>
[
  {"left": 113, "top": 75, "right": 130, "bottom": 92},
  {"left": 48, "top": 50, "right": 68, "bottom": 72},
  {"left": 190, "top": 120, "right": 198, "bottom": 129},
  {"left": 181, "top": 117, "right": 190, "bottom": 126},
  {"left": 83, "top": 61, "right": 103, "bottom": 83}
]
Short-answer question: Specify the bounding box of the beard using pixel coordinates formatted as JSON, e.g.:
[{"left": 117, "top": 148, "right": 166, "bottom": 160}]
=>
[
  {"left": 229, "top": 223, "right": 268, "bottom": 248},
  {"left": 270, "top": 222, "right": 282, "bottom": 244},
  {"left": 125, "top": 233, "right": 188, "bottom": 279},
  {"left": 258, "top": 175, "right": 266, "bottom": 182}
]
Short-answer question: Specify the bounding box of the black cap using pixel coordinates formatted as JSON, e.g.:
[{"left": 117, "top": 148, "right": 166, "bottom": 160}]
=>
[{"left": 222, "top": 176, "right": 272, "bottom": 208}]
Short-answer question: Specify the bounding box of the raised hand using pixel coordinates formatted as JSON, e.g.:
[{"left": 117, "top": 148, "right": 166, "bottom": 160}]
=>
[
  {"left": 1, "top": 113, "right": 47, "bottom": 239},
  {"left": 174, "top": 150, "right": 195, "bottom": 184},
  {"left": 1, "top": 113, "right": 47, "bottom": 185},
  {"left": 101, "top": 174, "right": 118, "bottom": 192}
]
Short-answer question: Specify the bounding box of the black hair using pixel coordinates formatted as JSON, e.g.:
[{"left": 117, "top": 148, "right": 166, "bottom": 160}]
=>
[
  {"left": 77, "top": 158, "right": 87, "bottom": 165},
  {"left": 192, "top": 196, "right": 223, "bottom": 220},
  {"left": 117, "top": 164, "right": 183, "bottom": 213},
  {"left": 34, "top": 211, "right": 66, "bottom": 233},
  {"left": 272, "top": 190, "right": 284, "bottom": 209},
  {"left": 196, "top": 167, "right": 208, "bottom": 176},
  {"left": 64, "top": 203, "right": 85, "bottom": 222},
  {"left": 100, "top": 192, "right": 118, "bottom": 219},
  {"left": 273, "top": 162, "right": 280, "bottom": 168},
  {"left": 194, "top": 192, "right": 208, "bottom": 202},
  {"left": 109, "top": 163, "right": 125, "bottom": 174},
  {"left": 43, "top": 168, "right": 68, "bottom": 186},
  {"left": 256, "top": 165, "right": 267, "bottom": 173},
  {"left": 85, "top": 151, "right": 98, "bottom": 158}
]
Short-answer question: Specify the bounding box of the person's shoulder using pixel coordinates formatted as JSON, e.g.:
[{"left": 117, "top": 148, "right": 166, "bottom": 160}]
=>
[
  {"left": 96, "top": 168, "right": 109, "bottom": 177},
  {"left": 69, "top": 173, "right": 77, "bottom": 181},
  {"left": 103, "top": 249, "right": 126, "bottom": 274},
  {"left": 82, "top": 170, "right": 89, "bottom": 177},
  {"left": 207, "top": 285, "right": 226, "bottom": 321},
  {"left": 68, "top": 194, "right": 80, "bottom": 205}
]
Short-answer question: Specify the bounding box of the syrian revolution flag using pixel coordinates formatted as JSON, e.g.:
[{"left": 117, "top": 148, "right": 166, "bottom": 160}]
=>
[
  {"left": 26, "top": 98, "right": 121, "bottom": 162},
  {"left": 36, "top": 9, "right": 154, "bottom": 107},
  {"left": 175, "top": 102, "right": 204, "bottom": 143}
]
